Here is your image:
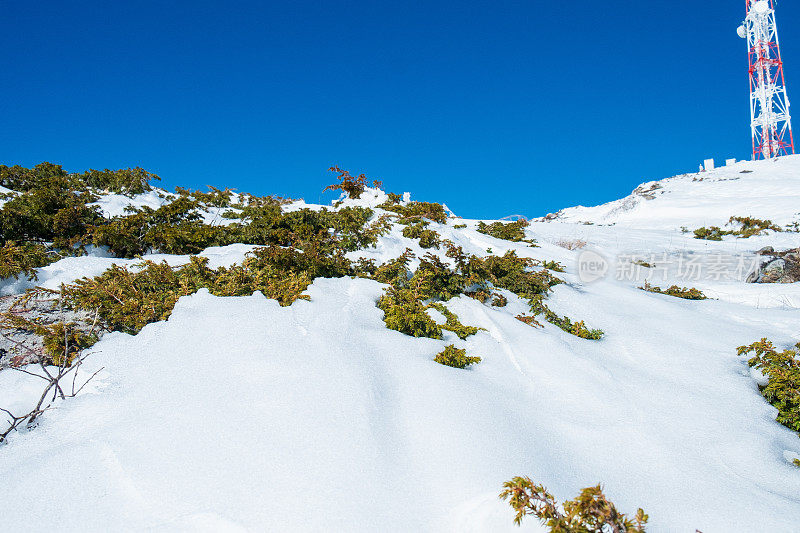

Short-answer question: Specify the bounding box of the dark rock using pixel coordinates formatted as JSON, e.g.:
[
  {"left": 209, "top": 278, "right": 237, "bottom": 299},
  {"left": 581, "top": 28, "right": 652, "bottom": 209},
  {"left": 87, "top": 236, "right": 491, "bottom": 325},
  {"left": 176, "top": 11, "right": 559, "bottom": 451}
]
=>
[{"left": 749, "top": 248, "right": 800, "bottom": 283}]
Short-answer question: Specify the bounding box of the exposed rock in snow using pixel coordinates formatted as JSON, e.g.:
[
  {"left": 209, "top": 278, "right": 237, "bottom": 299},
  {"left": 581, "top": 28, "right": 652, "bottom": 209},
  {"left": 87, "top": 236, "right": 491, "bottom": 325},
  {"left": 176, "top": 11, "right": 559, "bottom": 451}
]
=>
[{"left": 748, "top": 247, "right": 800, "bottom": 284}]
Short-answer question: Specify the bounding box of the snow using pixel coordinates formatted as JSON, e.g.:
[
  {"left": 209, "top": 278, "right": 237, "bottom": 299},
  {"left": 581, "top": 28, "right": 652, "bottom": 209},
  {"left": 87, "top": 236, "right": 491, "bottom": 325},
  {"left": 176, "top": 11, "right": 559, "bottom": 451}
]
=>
[
  {"left": 283, "top": 186, "right": 394, "bottom": 213},
  {"left": 549, "top": 154, "right": 800, "bottom": 230},
  {"left": 1, "top": 156, "right": 800, "bottom": 531},
  {"left": 90, "top": 190, "right": 172, "bottom": 218}
]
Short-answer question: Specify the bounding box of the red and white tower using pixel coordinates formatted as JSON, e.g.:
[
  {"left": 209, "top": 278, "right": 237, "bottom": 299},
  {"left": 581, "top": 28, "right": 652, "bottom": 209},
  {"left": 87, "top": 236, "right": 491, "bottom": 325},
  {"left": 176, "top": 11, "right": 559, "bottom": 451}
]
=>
[{"left": 738, "top": 0, "right": 794, "bottom": 159}]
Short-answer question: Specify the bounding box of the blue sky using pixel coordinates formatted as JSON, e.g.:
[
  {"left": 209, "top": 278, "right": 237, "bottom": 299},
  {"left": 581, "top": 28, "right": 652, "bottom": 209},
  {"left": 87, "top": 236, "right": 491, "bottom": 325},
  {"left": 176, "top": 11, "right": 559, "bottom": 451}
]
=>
[{"left": 1, "top": 1, "right": 797, "bottom": 218}]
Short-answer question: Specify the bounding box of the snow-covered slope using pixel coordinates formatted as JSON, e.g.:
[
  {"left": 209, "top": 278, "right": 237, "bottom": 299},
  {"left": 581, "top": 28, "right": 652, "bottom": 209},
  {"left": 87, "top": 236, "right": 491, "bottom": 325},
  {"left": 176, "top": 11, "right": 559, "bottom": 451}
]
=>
[
  {"left": 1, "top": 158, "right": 799, "bottom": 532},
  {"left": 546, "top": 154, "right": 800, "bottom": 230}
]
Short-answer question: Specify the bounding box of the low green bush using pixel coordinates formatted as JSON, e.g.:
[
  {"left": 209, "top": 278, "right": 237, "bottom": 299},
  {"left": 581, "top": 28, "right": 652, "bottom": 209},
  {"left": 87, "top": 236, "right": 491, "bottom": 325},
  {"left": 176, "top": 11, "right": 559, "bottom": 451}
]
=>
[
  {"left": 376, "top": 286, "right": 442, "bottom": 339},
  {"left": 476, "top": 220, "right": 531, "bottom": 243},
  {"left": 500, "top": 476, "right": 648, "bottom": 531},
  {"left": 639, "top": 281, "right": 707, "bottom": 300},
  {"left": 402, "top": 220, "right": 441, "bottom": 249},
  {"left": 323, "top": 166, "right": 382, "bottom": 199},
  {"left": 0, "top": 241, "right": 57, "bottom": 280},
  {"left": 427, "top": 302, "right": 481, "bottom": 340},
  {"left": 737, "top": 339, "right": 800, "bottom": 444},
  {"left": 378, "top": 200, "right": 448, "bottom": 224},
  {"left": 694, "top": 216, "right": 782, "bottom": 240},
  {"left": 434, "top": 344, "right": 481, "bottom": 369},
  {"left": 529, "top": 296, "right": 604, "bottom": 340}
]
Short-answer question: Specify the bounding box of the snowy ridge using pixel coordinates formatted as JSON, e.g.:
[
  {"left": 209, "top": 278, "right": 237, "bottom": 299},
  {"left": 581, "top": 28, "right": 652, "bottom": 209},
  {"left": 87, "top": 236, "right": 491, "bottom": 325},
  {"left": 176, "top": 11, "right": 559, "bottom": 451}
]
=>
[
  {"left": 545, "top": 154, "right": 800, "bottom": 230},
  {"left": 1, "top": 158, "right": 799, "bottom": 532}
]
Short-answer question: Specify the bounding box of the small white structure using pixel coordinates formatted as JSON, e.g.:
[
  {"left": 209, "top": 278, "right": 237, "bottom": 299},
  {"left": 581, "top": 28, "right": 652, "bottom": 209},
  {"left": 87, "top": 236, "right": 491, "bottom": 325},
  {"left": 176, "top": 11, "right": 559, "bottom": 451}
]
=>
[
  {"left": 703, "top": 158, "right": 715, "bottom": 171},
  {"left": 725, "top": 158, "right": 737, "bottom": 166}
]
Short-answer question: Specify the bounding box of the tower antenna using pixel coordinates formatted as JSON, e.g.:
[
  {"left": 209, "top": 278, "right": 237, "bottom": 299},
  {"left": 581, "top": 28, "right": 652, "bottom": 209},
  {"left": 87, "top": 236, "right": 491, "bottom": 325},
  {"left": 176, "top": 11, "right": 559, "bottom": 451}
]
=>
[{"left": 737, "top": 0, "right": 794, "bottom": 159}]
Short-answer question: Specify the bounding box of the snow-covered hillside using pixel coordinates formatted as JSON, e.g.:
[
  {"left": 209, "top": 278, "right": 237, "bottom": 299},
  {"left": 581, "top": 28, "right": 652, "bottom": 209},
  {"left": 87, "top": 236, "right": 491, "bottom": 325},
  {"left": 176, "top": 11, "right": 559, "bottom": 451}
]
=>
[
  {"left": 1, "top": 158, "right": 799, "bottom": 532},
  {"left": 546, "top": 154, "right": 800, "bottom": 230}
]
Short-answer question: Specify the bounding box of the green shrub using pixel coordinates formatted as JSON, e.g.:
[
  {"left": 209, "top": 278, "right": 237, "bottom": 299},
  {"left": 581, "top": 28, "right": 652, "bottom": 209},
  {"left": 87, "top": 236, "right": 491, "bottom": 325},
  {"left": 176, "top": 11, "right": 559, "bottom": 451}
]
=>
[
  {"left": 434, "top": 344, "right": 481, "bottom": 369},
  {"left": 693, "top": 226, "right": 727, "bottom": 240},
  {"left": 540, "top": 260, "right": 565, "bottom": 272},
  {"left": 0, "top": 162, "right": 75, "bottom": 192},
  {"left": 729, "top": 216, "right": 782, "bottom": 237},
  {"left": 491, "top": 294, "right": 508, "bottom": 307},
  {"left": 639, "top": 281, "right": 707, "bottom": 300},
  {"left": 0, "top": 169, "right": 101, "bottom": 247},
  {"left": 529, "top": 296, "right": 604, "bottom": 340},
  {"left": 91, "top": 197, "right": 219, "bottom": 257},
  {"left": 174, "top": 185, "right": 233, "bottom": 207},
  {"left": 500, "top": 476, "right": 648, "bottom": 531},
  {"left": 465, "top": 288, "right": 491, "bottom": 303},
  {"left": 427, "top": 302, "right": 481, "bottom": 340},
  {"left": 384, "top": 192, "right": 403, "bottom": 205},
  {"left": 402, "top": 220, "right": 441, "bottom": 249},
  {"left": 476, "top": 220, "right": 532, "bottom": 243},
  {"left": 409, "top": 254, "right": 466, "bottom": 300},
  {"left": 63, "top": 260, "right": 202, "bottom": 334},
  {"left": 43, "top": 323, "right": 98, "bottom": 366},
  {"left": 0, "top": 309, "right": 97, "bottom": 366},
  {"left": 453, "top": 223, "right": 467, "bottom": 229},
  {"left": 0, "top": 241, "right": 56, "bottom": 280},
  {"left": 372, "top": 249, "right": 414, "bottom": 285},
  {"left": 737, "top": 339, "right": 800, "bottom": 437},
  {"left": 481, "top": 252, "right": 562, "bottom": 299},
  {"left": 323, "top": 166, "right": 381, "bottom": 199},
  {"left": 379, "top": 200, "right": 448, "bottom": 224},
  {"left": 376, "top": 286, "right": 442, "bottom": 339},
  {"left": 694, "top": 216, "right": 782, "bottom": 240},
  {"left": 80, "top": 167, "right": 161, "bottom": 195}
]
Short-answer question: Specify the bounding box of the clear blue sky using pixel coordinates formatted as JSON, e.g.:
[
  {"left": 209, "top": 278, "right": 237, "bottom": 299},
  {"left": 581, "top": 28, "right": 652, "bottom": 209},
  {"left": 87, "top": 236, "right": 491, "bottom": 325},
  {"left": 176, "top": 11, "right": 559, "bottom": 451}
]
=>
[{"left": 1, "top": 1, "right": 797, "bottom": 218}]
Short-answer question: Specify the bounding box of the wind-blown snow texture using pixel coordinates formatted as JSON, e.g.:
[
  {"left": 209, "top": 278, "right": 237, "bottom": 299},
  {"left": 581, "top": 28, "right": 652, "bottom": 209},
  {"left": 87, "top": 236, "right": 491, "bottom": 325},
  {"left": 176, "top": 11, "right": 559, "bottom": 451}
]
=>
[{"left": 1, "top": 157, "right": 799, "bottom": 532}]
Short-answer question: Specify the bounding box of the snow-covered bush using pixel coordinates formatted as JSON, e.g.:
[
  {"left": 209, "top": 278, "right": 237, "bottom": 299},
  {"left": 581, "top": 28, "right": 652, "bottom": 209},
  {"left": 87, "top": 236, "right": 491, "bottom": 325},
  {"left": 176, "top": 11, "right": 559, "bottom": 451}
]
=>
[{"left": 63, "top": 247, "right": 338, "bottom": 334}]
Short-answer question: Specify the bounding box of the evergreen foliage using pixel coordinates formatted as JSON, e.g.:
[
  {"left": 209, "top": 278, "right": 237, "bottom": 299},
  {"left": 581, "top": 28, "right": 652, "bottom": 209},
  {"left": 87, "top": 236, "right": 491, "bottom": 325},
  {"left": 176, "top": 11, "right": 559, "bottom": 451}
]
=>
[
  {"left": 323, "top": 166, "right": 382, "bottom": 199},
  {"left": 529, "top": 296, "right": 604, "bottom": 340},
  {"left": 737, "top": 339, "right": 800, "bottom": 439},
  {"left": 401, "top": 220, "right": 441, "bottom": 249},
  {"left": 378, "top": 200, "right": 448, "bottom": 224},
  {"left": 376, "top": 286, "right": 442, "bottom": 339},
  {"left": 639, "top": 281, "right": 707, "bottom": 300},
  {"left": 427, "top": 302, "right": 481, "bottom": 340},
  {"left": 0, "top": 242, "right": 56, "bottom": 281},
  {"left": 434, "top": 344, "right": 481, "bottom": 369},
  {"left": 500, "top": 476, "right": 648, "bottom": 531},
  {"left": 476, "top": 220, "right": 533, "bottom": 243},
  {"left": 694, "top": 216, "right": 782, "bottom": 240}
]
